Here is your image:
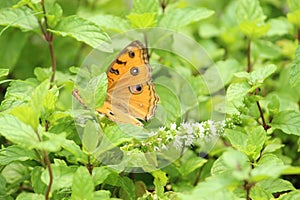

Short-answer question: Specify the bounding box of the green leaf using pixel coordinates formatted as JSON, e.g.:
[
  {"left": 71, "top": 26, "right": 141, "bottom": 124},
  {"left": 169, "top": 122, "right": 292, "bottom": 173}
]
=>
[
  {"left": 278, "top": 190, "right": 300, "bottom": 200},
  {"left": 225, "top": 129, "right": 248, "bottom": 150},
  {"left": 72, "top": 167, "right": 94, "bottom": 200},
  {"left": 88, "top": 14, "right": 130, "bottom": 32},
  {"left": 234, "top": 64, "right": 277, "bottom": 86},
  {"left": 249, "top": 64, "right": 277, "bottom": 85},
  {"left": 80, "top": 73, "right": 107, "bottom": 109},
  {"left": 215, "top": 59, "right": 241, "bottom": 86},
  {"left": 226, "top": 127, "right": 266, "bottom": 160},
  {"left": 287, "top": 0, "right": 300, "bottom": 26},
  {"left": 236, "top": 0, "right": 266, "bottom": 22},
  {"left": 288, "top": 0, "right": 300, "bottom": 11},
  {"left": 152, "top": 170, "right": 168, "bottom": 198},
  {"left": 250, "top": 184, "right": 273, "bottom": 200},
  {"left": 0, "top": 6, "right": 39, "bottom": 33},
  {"left": 34, "top": 132, "right": 67, "bottom": 152},
  {"left": 30, "top": 80, "right": 50, "bottom": 117},
  {"left": 290, "top": 45, "right": 300, "bottom": 87},
  {"left": 82, "top": 120, "right": 101, "bottom": 154},
  {"left": 42, "top": 164, "right": 77, "bottom": 191},
  {"left": 271, "top": 111, "right": 300, "bottom": 136},
  {"left": 236, "top": 0, "right": 269, "bottom": 38},
  {"left": 92, "top": 167, "right": 111, "bottom": 186},
  {"left": 127, "top": 13, "right": 157, "bottom": 28},
  {"left": 16, "top": 193, "right": 45, "bottom": 200},
  {"left": 222, "top": 149, "right": 251, "bottom": 180},
  {"left": 61, "top": 140, "right": 88, "bottom": 164},
  {"left": 9, "top": 105, "right": 38, "bottom": 129},
  {"left": 94, "top": 190, "right": 111, "bottom": 200},
  {"left": 178, "top": 150, "right": 207, "bottom": 176},
  {"left": 179, "top": 174, "right": 238, "bottom": 199},
  {"left": 95, "top": 125, "right": 134, "bottom": 156},
  {"left": 251, "top": 154, "right": 287, "bottom": 181},
  {"left": 0, "top": 145, "right": 38, "bottom": 165},
  {"left": 42, "top": 86, "right": 59, "bottom": 115},
  {"left": 258, "top": 179, "right": 295, "bottom": 194},
  {"left": 50, "top": 15, "right": 110, "bottom": 49},
  {"left": 31, "top": 166, "right": 47, "bottom": 194},
  {"left": 132, "top": 0, "right": 159, "bottom": 13},
  {"left": 253, "top": 40, "right": 281, "bottom": 59},
  {"left": 155, "top": 83, "right": 181, "bottom": 124},
  {"left": 44, "top": 1, "right": 63, "bottom": 28},
  {"left": 105, "top": 173, "right": 135, "bottom": 200},
  {"left": 245, "top": 126, "right": 266, "bottom": 160},
  {"left": 0, "top": 114, "right": 39, "bottom": 148},
  {"left": 158, "top": 7, "right": 214, "bottom": 29},
  {"left": 226, "top": 82, "right": 251, "bottom": 102},
  {"left": 266, "top": 17, "right": 293, "bottom": 37},
  {"left": 0, "top": 79, "right": 37, "bottom": 111},
  {"left": 287, "top": 10, "right": 300, "bottom": 26},
  {"left": 0, "top": 68, "right": 9, "bottom": 78},
  {"left": 93, "top": 73, "right": 107, "bottom": 108}
]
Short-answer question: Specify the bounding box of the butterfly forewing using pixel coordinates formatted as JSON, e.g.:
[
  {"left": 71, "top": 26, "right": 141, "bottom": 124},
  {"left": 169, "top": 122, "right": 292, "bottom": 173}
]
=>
[{"left": 97, "top": 40, "right": 159, "bottom": 126}]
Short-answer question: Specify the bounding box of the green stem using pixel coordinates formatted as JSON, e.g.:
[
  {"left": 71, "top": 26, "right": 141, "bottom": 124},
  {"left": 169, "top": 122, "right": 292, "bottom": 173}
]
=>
[{"left": 247, "top": 38, "right": 252, "bottom": 72}]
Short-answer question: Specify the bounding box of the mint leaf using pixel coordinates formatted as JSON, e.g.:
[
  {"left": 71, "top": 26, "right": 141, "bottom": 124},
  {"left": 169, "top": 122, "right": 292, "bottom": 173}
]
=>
[
  {"left": 249, "top": 64, "right": 277, "bottom": 85},
  {"left": 236, "top": 0, "right": 269, "bottom": 38},
  {"left": 72, "top": 167, "right": 94, "bottom": 200},
  {"left": 158, "top": 7, "right": 214, "bottom": 29},
  {"left": 88, "top": 15, "right": 130, "bottom": 32},
  {"left": 178, "top": 150, "right": 207, "bottom": 176},
  {"left": 226, "top": 82, "right": 251, "bottom": 102},
  {"left": 258, "top": 179, "right": 295, "bottom": 194},
  {"left": 288, "top": 0, "right": 300, "bottom": 11},
  {"left": 0, "top": 114, "right": 39, "bottom": 148},
  {"left": 127, "top": 13, "right": 157, "bottom": 28},
  {"left": 251, "top": 154, "right": 287, "bottom": 181},
  {"left": 287, "top": 10, "right": 300, "bottom": 26},
  {"left": 0, "top": 68, "right": 8, "bottom": 78},
  {"left": 16, "top": 193, "right": 45, "bottom": 200},
  {"left": 287, "top": 0, "right": 300, "bottom": 26},
  {"left": 42, "top": 165, "right": 77, "bottom": 191},
  {"left": 31, "top": 166, "right": 47, "bottom": 194},
  {"left": 245, "top": 126, "right": 266, "bottom": 160},
  {"left": 278, "top": 190, "right": 300, "bottom": 200},
  {"left": 92, "top": 167, "right": 111, "bottom": 185},
  {"left": 290, "top": 45, "right": 300, "bottom": 87},
  {"left": 50, "top": 16, "right": 110, "bottom": 49},
  {"left": 61, "top": 140, "right": 88, "bottom": 164},
  {"left": 82, "top": 120, "right": 100, "bottom": 154},
  {"left": 132, "top": 0, "right": 159, "bottom": 13},
  {"left": 152, "top": 170, "right": 168, "bottom": 198},
  {"left": 156, "top": 83, "right": 181, "bottom": 124},
  {"left": 0, "top": 7, "right": 39, "bottom": 32},
  {"left": 271, "top": 111, "right": 300, "bottom": 136},
  {"left": 0, "top": 145, "right": 38, "bottom": 165},
  {"left": 34, "top": 132, "right": 67, "bottom": 152}
]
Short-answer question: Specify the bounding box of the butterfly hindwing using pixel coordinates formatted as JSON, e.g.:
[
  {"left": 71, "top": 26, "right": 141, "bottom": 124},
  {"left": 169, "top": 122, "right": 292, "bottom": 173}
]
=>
[{"left": 96, "top": 40, "right": 159, "bottom": 126}]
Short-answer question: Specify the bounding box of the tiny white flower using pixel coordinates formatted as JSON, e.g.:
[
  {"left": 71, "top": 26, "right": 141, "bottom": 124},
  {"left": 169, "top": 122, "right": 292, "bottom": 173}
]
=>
[
  {"left": 159, "top": 126, "right": 166, "bottom": 131},
  {"left": 170, "top": 122, "right": 177, "bottom": 130}
]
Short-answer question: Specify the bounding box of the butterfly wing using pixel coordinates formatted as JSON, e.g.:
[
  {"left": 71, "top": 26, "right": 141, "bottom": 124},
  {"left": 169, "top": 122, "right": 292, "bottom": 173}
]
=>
[{"left": 97, "top": 40, "right": 159, "bottom": 126}]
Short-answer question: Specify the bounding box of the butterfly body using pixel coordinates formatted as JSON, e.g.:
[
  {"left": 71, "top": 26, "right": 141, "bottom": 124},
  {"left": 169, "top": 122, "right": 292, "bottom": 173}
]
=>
[{"left": 96, "top": 40, "right": 159, "bottom": 126}]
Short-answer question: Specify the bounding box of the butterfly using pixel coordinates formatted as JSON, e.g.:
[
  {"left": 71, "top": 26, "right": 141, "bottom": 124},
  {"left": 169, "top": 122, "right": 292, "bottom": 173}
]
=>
[{"left": 74, "top": 40, "right": 159, "bottom": 126}]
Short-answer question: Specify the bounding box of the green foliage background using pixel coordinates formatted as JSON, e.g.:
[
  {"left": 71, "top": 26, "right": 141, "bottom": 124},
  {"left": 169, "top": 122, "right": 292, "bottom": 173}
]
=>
[{"left": 1, "top": 0, "right": 300, "bottom": 199}]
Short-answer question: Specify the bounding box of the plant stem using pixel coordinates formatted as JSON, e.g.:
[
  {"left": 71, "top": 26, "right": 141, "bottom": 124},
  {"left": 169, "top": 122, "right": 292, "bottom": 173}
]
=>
[
  {"left": 39, "top": 0, "right": 56, "bottom": 84},
  {"left": 255, "top": 89, "right": 269, "bottom": 131},
  {"left": 256, "top": 101, "right": 268, "bottom": 130},
  {"left": 247, "top": 38, "right": 252, "bottom": 72},
  {"left": 34, "top": 127, "right": 53, "bottom": 200},
  {"left": 298, "top": 28, "right": 300, "bottom": 43}
]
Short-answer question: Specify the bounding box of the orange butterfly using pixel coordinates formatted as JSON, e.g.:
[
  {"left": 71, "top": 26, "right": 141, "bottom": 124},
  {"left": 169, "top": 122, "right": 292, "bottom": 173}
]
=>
[{"left": 74, "top": 40, "right": 159, "bottom": 126}]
